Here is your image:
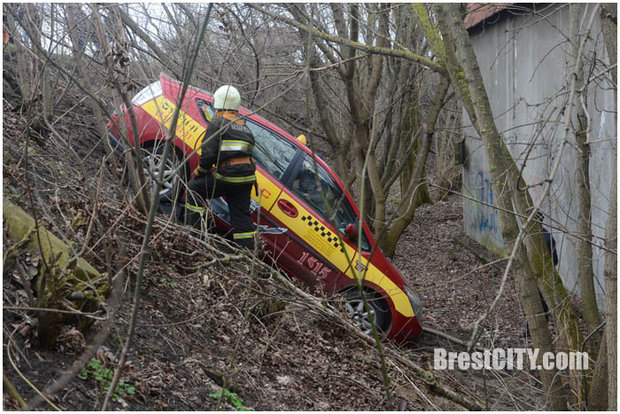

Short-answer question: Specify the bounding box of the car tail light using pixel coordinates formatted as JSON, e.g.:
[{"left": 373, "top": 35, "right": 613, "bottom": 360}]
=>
[{"left": 131, "top": 81, "right": 163, "bottom": 106}]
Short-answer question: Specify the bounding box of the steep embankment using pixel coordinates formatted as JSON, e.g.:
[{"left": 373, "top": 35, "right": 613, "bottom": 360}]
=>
[
  {"left": 3, "top": 63, "right": 534, "bottom": 409},
  {"left": 3, "top": 94, "right": 472, "bottom": 410}
]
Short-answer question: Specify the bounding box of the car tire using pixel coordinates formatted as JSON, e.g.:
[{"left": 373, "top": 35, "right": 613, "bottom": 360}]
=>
[
  {"left": 141, "top": 140, "right": 187, "bottom": 204},
  {"left": 343, "top": 288, "right": 391, "bottom": 337}
]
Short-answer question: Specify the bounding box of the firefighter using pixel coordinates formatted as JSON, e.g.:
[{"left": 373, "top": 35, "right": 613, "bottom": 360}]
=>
[{"left": 184, "top": 85, "right": 257, "bottom": 250}]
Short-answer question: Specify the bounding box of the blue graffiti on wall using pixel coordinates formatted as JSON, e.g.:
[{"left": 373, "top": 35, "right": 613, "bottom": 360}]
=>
[{"left": 476, "top": 170, "right": 500, "bottom": 237}]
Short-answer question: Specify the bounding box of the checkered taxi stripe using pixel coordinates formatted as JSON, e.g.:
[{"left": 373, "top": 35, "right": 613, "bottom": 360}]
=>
[{"left": 301, "top": 214, "right": 345, "bottom": 252}]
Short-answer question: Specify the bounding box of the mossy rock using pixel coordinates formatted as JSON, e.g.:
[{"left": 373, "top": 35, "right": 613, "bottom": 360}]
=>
[{"left": 3, "top": 197, "right": 109, "bottom": 348}]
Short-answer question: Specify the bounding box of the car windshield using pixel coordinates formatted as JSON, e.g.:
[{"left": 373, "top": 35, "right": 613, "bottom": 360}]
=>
[{"left": 292, "top": 155, "right": 370, "bottom": 251}]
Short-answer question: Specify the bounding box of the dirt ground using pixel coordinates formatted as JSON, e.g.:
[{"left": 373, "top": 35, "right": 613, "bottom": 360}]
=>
[
  {"left": 395, "top": 195, "right": 529, "bottom": 349},
  {"left": 3, "top": 88, "right": 546, "bottom": 410}
]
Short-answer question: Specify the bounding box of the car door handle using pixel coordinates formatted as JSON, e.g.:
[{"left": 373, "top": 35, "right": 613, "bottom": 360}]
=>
[{"left": 277, "top": 199, "right": 298, "bottom": 218}]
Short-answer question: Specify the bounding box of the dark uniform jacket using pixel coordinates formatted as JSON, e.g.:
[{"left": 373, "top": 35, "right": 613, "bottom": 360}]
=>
[{"left": 199, "top": 112, "right": 256, "bottom": 184}]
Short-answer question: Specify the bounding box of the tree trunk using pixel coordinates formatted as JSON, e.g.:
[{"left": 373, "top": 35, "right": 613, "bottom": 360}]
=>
[
  {"left": 604, "top": 164, "right": 617, "bottom": 411},
  {"left": 380, "top": 76, "right": 449, "bottom": 257},
  {"left": 571, "top": 3, "right": 602, "bottom": 340},
  {"left": 600, "top": 4, "right": 617, "bottom": 410},
  {"left": 587, "top": 332, "right": 608, "bottom": 410},
  {"left": 434, "top": 4, "right": 569, "bottom": 409}
]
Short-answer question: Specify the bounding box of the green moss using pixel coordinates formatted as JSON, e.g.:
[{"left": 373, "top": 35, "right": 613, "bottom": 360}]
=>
[
  {"left": 3, "top": 197, "right": 109, "bottom": 348},
  {"left": 411, "top": 4, "right": 446, "bottom": 60}
]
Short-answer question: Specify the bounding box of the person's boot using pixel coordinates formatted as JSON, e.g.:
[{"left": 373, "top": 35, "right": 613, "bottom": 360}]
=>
[
  {"left": 175, "top": 204, "right": 186, "bottom": 224},
  {"left": 234, "top": 237, "right": 255, "bottom": 252},
  {"left": 184, "top": 203, "right": 206, "bottom": 238}
]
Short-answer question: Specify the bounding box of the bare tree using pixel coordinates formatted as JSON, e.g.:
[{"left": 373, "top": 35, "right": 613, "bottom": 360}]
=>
[
  {"left": 571, "top": 3, "right": 602, "bottom": 340},
  {"left": 431, "top": 3, "right": 617, "bottom": 409},
  {"left": 250, "top": 4, "right": 454, "bottom": 257},
  {"left": 600, "top": 3, "right": 617, "bottom": 409},
  {"left": 432, "top": 3, "right": 580, "bottom": 409}
]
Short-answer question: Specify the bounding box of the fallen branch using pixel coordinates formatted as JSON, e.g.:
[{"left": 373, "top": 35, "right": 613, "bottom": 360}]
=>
[
  {"left": 3, "top": 373, "right": 27, "bottom": 409},
  {"left": 264, "top": 263, "right": 485, "bottom": 411},
  {"left": 423, "top": 326, "right": 487, "bottom": 352}
]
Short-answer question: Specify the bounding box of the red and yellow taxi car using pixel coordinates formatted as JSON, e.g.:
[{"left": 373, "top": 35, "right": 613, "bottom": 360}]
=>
[{"left": 107, "top": 73, "right": 423, "bottom": 343}]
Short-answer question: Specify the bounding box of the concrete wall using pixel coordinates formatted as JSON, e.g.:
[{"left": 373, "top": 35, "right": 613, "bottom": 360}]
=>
[{"left": 462, "top": 5, "right": 616, "bottom": 308}]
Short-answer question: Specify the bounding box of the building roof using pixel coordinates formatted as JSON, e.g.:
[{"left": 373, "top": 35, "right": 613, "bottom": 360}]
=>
[{"left": 464, "top": 3, "right": 512, "bottom": 29}]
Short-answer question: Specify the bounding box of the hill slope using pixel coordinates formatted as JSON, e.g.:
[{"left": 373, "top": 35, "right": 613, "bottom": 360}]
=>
[{"left": 3, "top": 70, "right": 536, "bottom": 410}]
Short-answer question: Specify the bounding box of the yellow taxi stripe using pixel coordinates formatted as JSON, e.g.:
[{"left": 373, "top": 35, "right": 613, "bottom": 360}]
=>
[
  {"left": 270, "top": 192, "right": 414, "bottom": 318},
  {"left": 141, "top": 95, "right": 206, "bottom": 154}
]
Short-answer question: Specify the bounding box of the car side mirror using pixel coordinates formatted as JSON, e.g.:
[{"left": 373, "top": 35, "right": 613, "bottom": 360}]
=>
[{"left": 344, "top": 223, "right": 358, "bottom": 241}]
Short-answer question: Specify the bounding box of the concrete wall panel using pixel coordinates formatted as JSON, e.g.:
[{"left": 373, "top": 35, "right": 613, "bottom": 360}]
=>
[{"left": 462, "top": 5, "right": 616, "bottom": 308}]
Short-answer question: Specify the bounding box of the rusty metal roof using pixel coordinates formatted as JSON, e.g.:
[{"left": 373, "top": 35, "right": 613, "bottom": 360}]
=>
[{"left": 464, "top": 3, "right": 512, "bottom": 29}]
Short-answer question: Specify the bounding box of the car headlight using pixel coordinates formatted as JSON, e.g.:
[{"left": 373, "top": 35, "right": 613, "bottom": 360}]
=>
[{"left": 404, "top": 285, "right": 423, "bottom": 318}]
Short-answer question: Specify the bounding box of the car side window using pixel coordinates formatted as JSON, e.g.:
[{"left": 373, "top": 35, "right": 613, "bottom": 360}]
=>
[
  {"left": 246, "top": 121, "right": 298, "bottom": 180},
  {"left": 196, "top": 98, "right": 214, "bottom": 123},
  {"left": 292, "top": 156, "right": 370, "bottom": 251}
]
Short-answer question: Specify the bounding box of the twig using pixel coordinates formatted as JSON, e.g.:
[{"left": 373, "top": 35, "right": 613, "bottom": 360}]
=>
[
  {"left": 422, "top": 327, "right": 487, "bottom": 352},
  {"left": 3, "top": 373, "right": 27, "bottom": 409},
  {"left": 15, "top": 262, "right": 36, "bottom": 304},
  {"left": 77, "top": 158, "right": 106, "bottom": 256},
  {"left": 3, "top": 306, "right": 107, "bottom": 320},
  {"left": 100, "top": 9, "right": 212, "bottom": 409},
  {"left": 6, "top": 341, "right": 61, "bottom": 411}
]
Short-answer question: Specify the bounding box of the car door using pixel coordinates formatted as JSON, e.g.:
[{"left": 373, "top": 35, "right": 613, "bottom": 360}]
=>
[
  {"left": 269, "top": 153, "right": 376, "bottom": 288},
  {"left": 243, "top": 120, "right": 313, "bottom": 279}
]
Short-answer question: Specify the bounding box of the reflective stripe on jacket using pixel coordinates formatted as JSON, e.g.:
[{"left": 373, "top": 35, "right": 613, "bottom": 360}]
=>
[{"left": 199, "top": 111, "right": 256, "bottom": 184}]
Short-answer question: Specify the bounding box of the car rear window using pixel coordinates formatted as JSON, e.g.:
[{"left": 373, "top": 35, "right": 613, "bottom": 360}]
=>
[
  {"left": 132, "top": 81, "right": 162, "bottom": 105},
  {"left": 246, "top": 121, "right": 298, "bottom": 180}
]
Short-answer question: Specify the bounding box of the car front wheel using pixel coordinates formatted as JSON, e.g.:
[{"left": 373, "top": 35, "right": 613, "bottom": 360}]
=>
[{"left": 343, "top": 289, "right": 391, "bottom": 337}]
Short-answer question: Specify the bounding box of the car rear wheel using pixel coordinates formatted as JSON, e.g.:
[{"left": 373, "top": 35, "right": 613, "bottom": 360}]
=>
[
  {"left": 141, "top": 141, "right": 187, "bottom": 203},
  {"left": 343, "top": 289, "right": 391, "bottom": 337}
]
